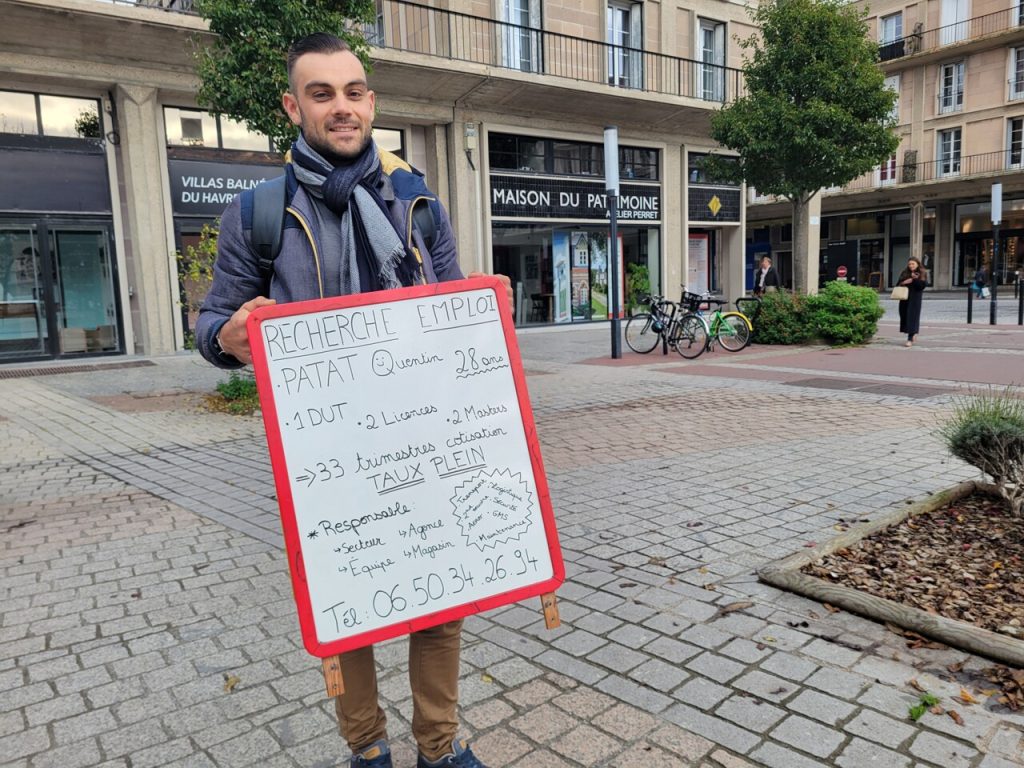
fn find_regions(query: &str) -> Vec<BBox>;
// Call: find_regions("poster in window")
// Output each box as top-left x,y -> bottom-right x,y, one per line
688,234 -> 709,295
552,231 -> 571,323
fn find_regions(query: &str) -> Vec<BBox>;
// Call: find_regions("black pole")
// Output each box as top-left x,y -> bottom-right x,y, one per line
967,284 -> 973,324
609,192 -> 621,359
1018,279 -> 1023,326
990,223 -> 999,325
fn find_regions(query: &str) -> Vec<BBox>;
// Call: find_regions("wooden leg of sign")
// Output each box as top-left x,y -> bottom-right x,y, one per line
322,655 -> 345,698
540,593 -> 561,629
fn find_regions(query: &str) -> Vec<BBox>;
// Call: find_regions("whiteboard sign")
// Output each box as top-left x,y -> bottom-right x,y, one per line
248,278 -> 564,658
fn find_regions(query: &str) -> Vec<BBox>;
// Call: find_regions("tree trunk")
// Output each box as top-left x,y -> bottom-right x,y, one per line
790,192 -> 821,295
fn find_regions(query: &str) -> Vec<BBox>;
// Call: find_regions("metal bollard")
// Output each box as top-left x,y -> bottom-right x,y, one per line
1019,284 -> 1023,326
967,286 -> 973,324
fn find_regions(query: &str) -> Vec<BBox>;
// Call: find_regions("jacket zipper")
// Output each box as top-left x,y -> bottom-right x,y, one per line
406,195 -> 433,285
286,206 -> 325,299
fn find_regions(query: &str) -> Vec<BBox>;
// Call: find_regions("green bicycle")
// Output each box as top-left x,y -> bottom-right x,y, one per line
677,291 -> 753,357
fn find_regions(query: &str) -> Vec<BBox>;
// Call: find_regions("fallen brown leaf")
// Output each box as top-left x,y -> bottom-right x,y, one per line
222,673 -> 241,693
907,678 -> 927,693
955,688 -> 978,705
948,710 -> 965,726
823,603 -> 840,614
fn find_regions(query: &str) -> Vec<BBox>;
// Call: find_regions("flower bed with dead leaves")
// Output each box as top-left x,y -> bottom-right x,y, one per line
803,490 -> 1024,710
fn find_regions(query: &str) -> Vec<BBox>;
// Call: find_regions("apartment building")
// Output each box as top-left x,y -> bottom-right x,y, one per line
0,0 -> 753,364
746,0 -> 1024,292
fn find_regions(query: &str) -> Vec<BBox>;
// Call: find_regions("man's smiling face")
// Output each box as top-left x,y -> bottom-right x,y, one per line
283,50 -> 376,163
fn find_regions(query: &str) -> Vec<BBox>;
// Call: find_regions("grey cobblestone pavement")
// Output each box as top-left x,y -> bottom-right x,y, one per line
2,324 -> 1024,767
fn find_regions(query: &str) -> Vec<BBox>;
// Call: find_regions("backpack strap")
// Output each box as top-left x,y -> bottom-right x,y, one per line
412,197 -> 437,253
247,175 -> 288,281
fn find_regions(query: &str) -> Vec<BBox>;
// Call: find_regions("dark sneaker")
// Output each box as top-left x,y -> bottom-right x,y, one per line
351,739 -> 393,768
416,738 -> 488,768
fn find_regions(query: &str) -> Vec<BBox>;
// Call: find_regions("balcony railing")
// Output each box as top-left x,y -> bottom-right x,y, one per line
95,0 -> 196,12
878,6 -> 1023,61
749,150 -> 1020,203
367,0 -> 745,103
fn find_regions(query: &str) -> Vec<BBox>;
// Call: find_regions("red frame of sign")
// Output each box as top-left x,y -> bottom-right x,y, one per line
247,277 -> 564,658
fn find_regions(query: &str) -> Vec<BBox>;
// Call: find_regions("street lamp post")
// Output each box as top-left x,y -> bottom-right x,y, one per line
991,183 -> 1002,326
605,126 -> 621,359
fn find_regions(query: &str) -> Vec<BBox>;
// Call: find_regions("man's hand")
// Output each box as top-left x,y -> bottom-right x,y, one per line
218,296 -> 276,364
468,272 -> 514,308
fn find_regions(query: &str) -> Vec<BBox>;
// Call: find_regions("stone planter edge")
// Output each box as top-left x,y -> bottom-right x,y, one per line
757,480 -> 1024,668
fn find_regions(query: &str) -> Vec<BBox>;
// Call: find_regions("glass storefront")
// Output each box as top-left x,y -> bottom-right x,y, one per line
954,199 -> 1024,286
0,220 -> 120,359
493,223 -> 660,325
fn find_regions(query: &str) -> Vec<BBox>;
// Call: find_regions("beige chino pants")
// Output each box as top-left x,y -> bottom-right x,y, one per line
335,619 -> 463,762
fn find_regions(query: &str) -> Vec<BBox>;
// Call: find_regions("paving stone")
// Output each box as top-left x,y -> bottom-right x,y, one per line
551,688 -> 616,719
844,708 -> 916,749
804,665 -> 870,700
614,744 -> 681,767
770,714 -> 845,759
647,724 -> 715,762
909,731 -> 979,768
685,652 -> 747,684
509,702 -> 577,742
787,689 -> 857,726
750,741 -> 831,768
585,642 -> 648,672
715,694 -> 787,733
758,652 -> 819,682
463,698 -> 516,730
673,676 -> 733,711
0,726 -> 50,761
594,675 -> 672,713
207,726 -> 281,768
535,649 -> 606,686
718,637 -> 773,664
53,708 -> 117,745
642,636 -> 701,665
24,692 -> 86,727
472,729 -> 532,766
732,670 -> 798,702
27,738 -> 102,768
627,657 -> 688,692
835,737 -> 912,768
504,678 -> 561,709
550,723 -> 622,764
664,703 -> 760,754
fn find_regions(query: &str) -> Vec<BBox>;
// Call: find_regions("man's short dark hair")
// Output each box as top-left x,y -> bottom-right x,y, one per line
287,33 -> 352,91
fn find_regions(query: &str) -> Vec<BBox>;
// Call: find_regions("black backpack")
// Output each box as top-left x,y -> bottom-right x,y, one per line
245,175 -> 439,284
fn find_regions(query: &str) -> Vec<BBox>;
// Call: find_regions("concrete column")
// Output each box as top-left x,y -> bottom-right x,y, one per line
663,144 -> 684,297
910,201 -> 925,263
448,111 -> 486,275
115,84 -> 176,355
722,225 -> 745,303
934,202 -> 954,288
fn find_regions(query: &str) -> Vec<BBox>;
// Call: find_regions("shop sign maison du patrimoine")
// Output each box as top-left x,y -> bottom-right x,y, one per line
490,175 -> 661,222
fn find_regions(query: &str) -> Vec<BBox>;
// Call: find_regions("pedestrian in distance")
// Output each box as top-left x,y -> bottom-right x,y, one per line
896,257 -> 927,347
974,265 -> 988,299
196,32 -> 509,768
752,255 -> 780,297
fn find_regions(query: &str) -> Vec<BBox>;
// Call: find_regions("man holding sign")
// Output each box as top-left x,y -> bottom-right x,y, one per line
197,32 -> 508,768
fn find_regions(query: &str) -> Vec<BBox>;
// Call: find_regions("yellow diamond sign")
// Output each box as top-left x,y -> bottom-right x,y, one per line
708,195 -> 722,217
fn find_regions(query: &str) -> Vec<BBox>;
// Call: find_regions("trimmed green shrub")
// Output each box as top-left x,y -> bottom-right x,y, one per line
214,372 -> 261,415
804,282 -> 884,346
938,387 -> 1024,516
752,290 -> 813,345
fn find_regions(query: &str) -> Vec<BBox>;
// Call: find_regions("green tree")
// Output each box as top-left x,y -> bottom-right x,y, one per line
193,0 -> 376,153
706,0 -> 898,294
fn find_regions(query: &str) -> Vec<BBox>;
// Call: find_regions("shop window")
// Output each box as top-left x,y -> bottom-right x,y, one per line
938,127 -> 962,176
1011,47 -> 1024,100
938,61 -> 965,113
1009,117 -> 1024,168
489,133 -> 546,172
621,147 -> 657,180
607,1 -> 643,89
164,107 -> 271,151
552,141 -> 601,176
0,90 -> 101,139
698,19 -> 726,102
846,214 -> 884,236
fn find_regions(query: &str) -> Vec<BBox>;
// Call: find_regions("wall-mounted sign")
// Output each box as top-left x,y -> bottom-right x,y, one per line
491,175 -> 661,222
688,186 -> 741,223
168,159 -> 284,217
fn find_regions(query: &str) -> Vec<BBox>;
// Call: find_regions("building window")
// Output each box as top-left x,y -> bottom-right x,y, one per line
607,2 -> 642,89
880,12 -> 903,43
0,90 -> 100,138
688,152 -> 739,186
1011,47 -> 1024,100
164,107 -> 272,151
698,19 -> 727,102
373,127 -> 405,159
877,154 -> 898,185
940,0 -> 970,45
1009,118 -> 1023,168
938,127 -> 962,176
488,132 -> 659,181
884,75 -> 900,122
501,0 -> 542,73
938,62 -> 965,113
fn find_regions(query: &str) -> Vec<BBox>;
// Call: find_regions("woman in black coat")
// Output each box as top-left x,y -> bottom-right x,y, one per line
897,258 -> 927,347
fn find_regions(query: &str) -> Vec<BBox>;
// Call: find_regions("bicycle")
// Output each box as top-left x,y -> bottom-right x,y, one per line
625,294 -> 693,355
679,290 -> 753,354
